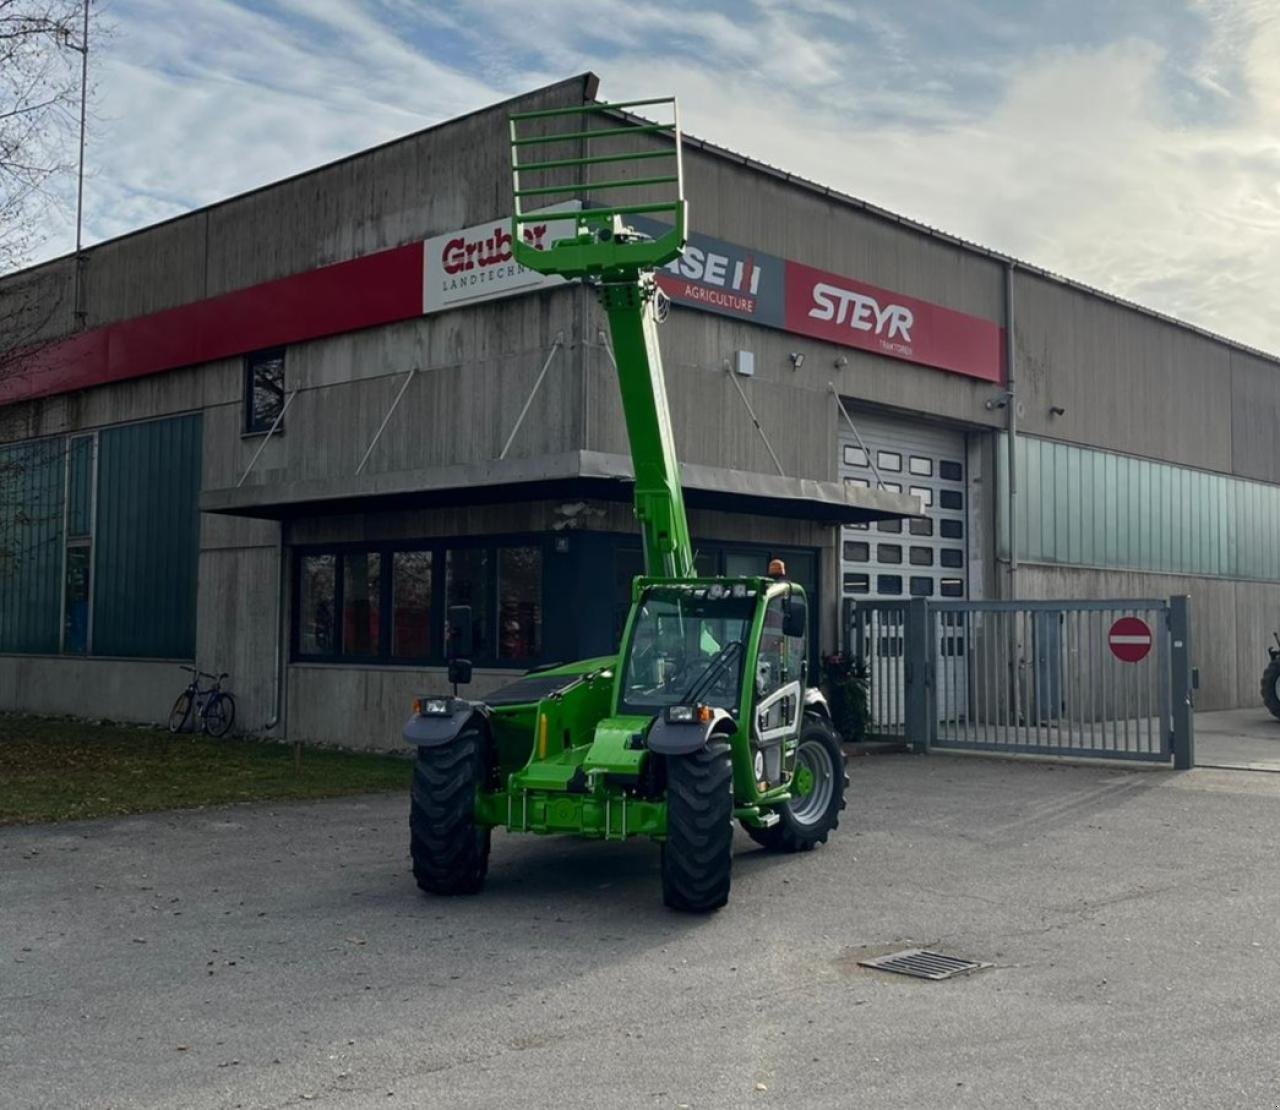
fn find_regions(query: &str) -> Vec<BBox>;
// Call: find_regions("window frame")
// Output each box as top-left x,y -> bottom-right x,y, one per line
244,347 -> 287,435
290,534 -> 549,667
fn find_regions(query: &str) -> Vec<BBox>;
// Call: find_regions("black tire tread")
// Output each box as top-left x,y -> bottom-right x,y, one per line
744,715 -> 848,853
205,693 -> 235,738
410,726 -> 491,896
1262,658 -> 1280,722
168,693 -> 192,734
661,740 -> 734,913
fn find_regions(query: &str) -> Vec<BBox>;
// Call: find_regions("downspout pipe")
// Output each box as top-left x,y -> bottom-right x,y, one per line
263,520 -> 288,733
1005,261 -> 1018,599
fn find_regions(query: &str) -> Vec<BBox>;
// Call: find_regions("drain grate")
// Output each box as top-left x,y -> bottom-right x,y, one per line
858,949 -> 992,981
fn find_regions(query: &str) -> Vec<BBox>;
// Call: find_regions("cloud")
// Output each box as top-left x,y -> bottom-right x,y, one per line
18,0 -> 1280,357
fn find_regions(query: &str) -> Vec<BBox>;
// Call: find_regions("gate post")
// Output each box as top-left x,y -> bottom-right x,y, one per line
903,598 -> 933,754
1169,595 -> 1195,769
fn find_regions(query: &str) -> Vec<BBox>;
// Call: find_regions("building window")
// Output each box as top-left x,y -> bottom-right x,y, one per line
909,546 -> 934,566
446,547 -> 491,658
843,572 -> 869,595
245,348 -> 286,434
877,450 -> 901,472
940,577 -> 965,597
941,548 -> 964,568
298,555 -> 337,655
498,546 -> 542,661
909,518 -> 934,537
392,551 -> 432,658
877,544 -> 902,564
843,541 -> 869,562
909,576 -> 934,597
940,460 -> 964,482
909,456 -> 933,477
877,575 -> 903,594
342,551 -> 381,656
843,445 -> 868,467
940,519 -> 964,539
909,486 -> 934,508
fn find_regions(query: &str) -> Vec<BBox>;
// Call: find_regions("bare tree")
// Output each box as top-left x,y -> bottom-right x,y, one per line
1,0 -> 87,274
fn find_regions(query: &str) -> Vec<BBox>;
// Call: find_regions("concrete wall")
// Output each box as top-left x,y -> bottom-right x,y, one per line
0,656 -> 180,723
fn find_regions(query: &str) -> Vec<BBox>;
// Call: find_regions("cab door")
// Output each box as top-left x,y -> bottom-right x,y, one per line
750,591 -> 806,787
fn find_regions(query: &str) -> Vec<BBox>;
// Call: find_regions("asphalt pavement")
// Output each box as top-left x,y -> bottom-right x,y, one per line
5,748 -> 1280,1109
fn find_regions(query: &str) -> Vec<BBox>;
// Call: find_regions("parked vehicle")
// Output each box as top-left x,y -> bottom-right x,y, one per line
1263,635 -> 1280,721
401,98 -> 847,913
168,666 -> 236,737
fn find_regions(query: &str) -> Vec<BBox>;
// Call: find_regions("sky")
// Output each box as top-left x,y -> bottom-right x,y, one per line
25,0 -> 1280,355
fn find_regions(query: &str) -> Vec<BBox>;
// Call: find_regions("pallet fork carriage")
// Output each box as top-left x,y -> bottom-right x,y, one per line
403,97 -> 848,912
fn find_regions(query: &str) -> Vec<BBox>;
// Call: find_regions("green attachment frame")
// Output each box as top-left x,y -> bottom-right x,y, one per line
509,97 -> 687,279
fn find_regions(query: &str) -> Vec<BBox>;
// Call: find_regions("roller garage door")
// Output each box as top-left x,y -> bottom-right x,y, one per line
839,411 -> 970,726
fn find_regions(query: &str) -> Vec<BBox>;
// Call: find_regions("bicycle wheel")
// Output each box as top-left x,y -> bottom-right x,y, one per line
204,693 -> 236,738
168,692 -> 193,733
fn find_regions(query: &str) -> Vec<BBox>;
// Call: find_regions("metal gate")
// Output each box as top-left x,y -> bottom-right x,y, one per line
848,596 -> 1195,767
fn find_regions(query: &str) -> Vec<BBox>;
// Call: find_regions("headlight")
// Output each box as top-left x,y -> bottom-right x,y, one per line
413,697 -> 453,717
665,704 -> 713,724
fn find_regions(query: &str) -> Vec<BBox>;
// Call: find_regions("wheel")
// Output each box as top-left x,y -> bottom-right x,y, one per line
745,715 -> 848,853
410,724 -> 491,896
204,693 -> 235,738
661,739 -> 734,913
168,692 -> 192,733
1262,658 -> 1280,722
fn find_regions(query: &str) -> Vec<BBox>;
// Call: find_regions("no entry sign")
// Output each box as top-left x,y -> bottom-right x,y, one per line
1109,617 -> 1153,663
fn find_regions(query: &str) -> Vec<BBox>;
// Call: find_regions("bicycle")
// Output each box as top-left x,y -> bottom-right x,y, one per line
168,666 -> 237,738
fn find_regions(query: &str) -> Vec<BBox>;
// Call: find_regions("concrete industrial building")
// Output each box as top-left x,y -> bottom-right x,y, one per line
2,72 -> 1278,748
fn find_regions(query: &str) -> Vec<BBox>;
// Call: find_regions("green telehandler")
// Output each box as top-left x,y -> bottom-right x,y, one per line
403,96 -> 847,912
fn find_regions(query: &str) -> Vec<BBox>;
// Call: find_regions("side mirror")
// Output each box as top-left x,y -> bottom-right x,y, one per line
448,658 -> 473,687
783,593 -> 807,639
447,605 -> 474,658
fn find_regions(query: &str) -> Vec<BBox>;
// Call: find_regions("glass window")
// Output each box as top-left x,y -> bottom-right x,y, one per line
909,486 -> 934,508
939,489 -> 964,511
299,555 -> 336,655
498,546 -> 542,661
877,450 -> 901,472
877,574 -> 902,594
843,572 -> 869,595
618,587 -> 754,714
877,544 -> 902,564
342,552 -> 381,656
909,576 -> 934,597
909,456 -> 933,477
245,349 -> 286,434
877,518 -> 902,534
909,546 -> 933,566
845,476 -> 870,489
843,445 -> 868,467
909,518 -> 934,537
940,519 -> 963,539
940,577 -> 965,597
884,482 -> 902,493
63,545 -> 91,654
392,551 -> 432,658
940,460 -> 963,482
843,541 -> 869,562
941,548 -> 964,568
446,548 -> 490,658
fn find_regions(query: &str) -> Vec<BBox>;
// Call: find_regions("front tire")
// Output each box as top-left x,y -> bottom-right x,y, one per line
661,739 -> 734,913
410,725 -> 491,896
745,716 -> 848,852
1262,658 -> 1280,722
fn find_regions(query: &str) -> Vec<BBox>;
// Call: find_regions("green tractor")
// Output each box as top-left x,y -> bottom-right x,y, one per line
403,97 -> 847,912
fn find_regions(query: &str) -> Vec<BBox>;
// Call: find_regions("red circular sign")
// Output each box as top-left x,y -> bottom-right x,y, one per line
1108,617 -> 1153,663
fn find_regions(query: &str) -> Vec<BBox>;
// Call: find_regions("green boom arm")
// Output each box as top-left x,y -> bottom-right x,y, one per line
509,97 -> 694,579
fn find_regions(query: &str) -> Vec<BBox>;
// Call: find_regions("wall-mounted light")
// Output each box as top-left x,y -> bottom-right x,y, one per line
789,352 -> 805,370
1049,405 -> 1066,417
984,396 -> 1009,411
834,355 -> 848,369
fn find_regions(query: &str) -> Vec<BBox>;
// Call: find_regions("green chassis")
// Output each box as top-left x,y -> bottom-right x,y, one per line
460,575 -> 815,843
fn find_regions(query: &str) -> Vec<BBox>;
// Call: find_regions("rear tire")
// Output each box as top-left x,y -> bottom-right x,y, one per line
661,739 -> 734,913
410,725 -> 491,896
1262,658 -> 1280,722
745,715 -> 848,852
168,693 -> 192,734
204,693 -> 235,738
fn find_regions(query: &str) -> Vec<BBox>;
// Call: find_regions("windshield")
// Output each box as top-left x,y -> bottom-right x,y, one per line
618,586 -> 757,715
